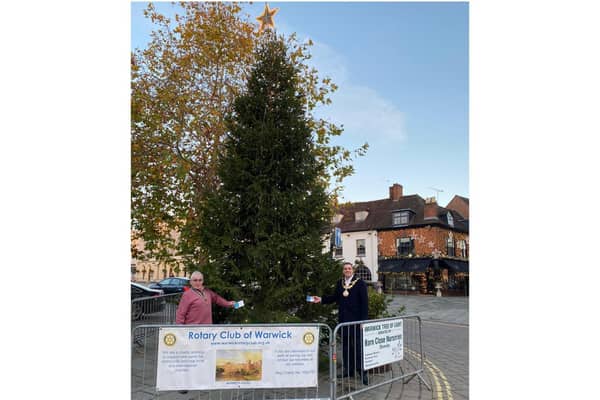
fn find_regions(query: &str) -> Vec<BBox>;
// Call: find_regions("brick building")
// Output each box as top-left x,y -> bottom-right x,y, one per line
446,195 -> 469,219
332,183 -> 469,295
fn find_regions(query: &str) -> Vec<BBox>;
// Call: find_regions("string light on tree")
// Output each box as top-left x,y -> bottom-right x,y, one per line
256,3 -> 279,33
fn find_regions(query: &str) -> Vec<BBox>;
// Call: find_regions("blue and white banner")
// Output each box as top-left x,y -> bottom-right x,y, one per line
334,227 -> 342,248
156,326 -> 319,391
362,319 -> 403,370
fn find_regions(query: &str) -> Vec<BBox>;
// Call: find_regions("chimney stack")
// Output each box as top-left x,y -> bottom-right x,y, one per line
389,183 -> 403,201
423,197 -> 439,220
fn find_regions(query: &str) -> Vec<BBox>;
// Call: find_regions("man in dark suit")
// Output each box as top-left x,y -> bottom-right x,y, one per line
314,262 -> 369,385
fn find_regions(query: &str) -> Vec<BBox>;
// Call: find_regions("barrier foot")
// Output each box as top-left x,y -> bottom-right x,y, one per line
402,371 -> 432,391
416,372 -> 432,391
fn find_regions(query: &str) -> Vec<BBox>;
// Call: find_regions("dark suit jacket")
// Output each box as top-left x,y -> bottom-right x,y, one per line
322,277 -> 369,322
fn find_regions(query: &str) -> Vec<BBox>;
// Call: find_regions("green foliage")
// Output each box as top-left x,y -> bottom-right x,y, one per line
367,287 -> 400,319
131,2 -> 367,269
197,35 -> 340,323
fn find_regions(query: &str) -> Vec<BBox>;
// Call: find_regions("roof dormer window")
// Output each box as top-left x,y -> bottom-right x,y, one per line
355,211 -> 369,222
332,213 -> 344,224
447,212 -> 454,227
392,211 -> 410,226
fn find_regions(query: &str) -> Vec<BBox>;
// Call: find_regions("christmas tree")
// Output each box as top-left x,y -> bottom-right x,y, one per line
197,33 -> 339,323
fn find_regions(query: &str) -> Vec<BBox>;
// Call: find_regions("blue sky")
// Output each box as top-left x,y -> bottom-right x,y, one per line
131,1 -> 469,207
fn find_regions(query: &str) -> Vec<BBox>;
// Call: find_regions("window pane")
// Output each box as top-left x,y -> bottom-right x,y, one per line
400,213 -> 409,224
397,237 -> 413,256
447,238 -> 455,256
392,211 -> 410,225
357,239 -> 366,256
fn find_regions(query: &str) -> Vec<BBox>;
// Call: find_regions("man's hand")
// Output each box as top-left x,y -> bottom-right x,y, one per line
313,296 -> 322,304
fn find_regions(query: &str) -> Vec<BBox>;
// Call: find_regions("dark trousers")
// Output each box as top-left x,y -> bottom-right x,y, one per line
341,325 -> 365,377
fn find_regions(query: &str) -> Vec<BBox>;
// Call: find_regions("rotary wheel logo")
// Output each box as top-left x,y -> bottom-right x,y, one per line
303,331 -> 315,345
163,333 -> 176,346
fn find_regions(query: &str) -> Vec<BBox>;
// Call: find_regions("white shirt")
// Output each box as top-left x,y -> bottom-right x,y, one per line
344,274 -> 355,286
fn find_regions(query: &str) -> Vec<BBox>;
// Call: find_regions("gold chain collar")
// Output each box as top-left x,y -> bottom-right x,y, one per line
342,278 -> 359,290
341,277 -> 359,297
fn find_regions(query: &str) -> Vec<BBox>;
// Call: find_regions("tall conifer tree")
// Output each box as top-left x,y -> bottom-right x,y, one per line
198,34 -> 339,323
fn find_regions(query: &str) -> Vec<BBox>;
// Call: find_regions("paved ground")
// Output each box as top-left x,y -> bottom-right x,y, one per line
387,294 -> 469,400
343,294 -> 469,400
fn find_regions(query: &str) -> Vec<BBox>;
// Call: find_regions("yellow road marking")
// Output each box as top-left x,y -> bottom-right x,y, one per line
406,348 -> 453,400
424,360 -> 444,400
426,359 -> 453,400
424,358 -> 453,400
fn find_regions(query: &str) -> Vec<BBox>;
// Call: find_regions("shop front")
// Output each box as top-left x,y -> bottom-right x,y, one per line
440,259 -> 469,296
378,258 -> 469,296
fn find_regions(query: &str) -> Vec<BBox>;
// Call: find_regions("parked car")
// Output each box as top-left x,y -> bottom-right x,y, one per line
149,277 -> 190,294
131,282 -> 165,320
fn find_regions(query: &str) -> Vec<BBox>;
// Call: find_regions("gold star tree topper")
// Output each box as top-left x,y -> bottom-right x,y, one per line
257,3 -> 279,33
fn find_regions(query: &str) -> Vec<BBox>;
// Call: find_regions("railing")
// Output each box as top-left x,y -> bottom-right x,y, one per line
331,316 -> 430,400
132,323 -> 332,400
132,293 -> 182,348
130,315 -> 430,399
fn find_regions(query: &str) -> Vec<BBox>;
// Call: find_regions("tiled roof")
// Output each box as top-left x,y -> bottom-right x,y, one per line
334,194 -> 468,233
457,195 -> 469,204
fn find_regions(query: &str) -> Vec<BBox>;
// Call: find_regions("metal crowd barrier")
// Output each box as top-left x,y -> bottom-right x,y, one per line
131,316 -> 429,400
132,323 -> 332,400
132,293 -> 182,347
331,315 -> 430,400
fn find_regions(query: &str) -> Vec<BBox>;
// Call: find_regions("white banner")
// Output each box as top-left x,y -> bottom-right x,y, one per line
362,319 -> 403,370
156,326 -> 319,391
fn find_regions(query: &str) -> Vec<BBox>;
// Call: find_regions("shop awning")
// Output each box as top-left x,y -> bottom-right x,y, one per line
378,258 -> 431,273
378,259 -> 404,273
441,259 -> 469,273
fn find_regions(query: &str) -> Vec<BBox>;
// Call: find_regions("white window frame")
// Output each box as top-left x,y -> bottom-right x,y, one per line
356,239 -> 366,257
334,246 -> 343,258
447,236 -> 455,257
458,240 -> 467,258
396,237 -> 413,256
447,212 -> 454,227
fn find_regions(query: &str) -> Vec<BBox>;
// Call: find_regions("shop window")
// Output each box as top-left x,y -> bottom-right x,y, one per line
356,239 -> 366,257
385,272 -> 419,291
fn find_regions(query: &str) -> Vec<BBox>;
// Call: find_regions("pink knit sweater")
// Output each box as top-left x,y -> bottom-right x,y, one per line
175,288 -> 232,324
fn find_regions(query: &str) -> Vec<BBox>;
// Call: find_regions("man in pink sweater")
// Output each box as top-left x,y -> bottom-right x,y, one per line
175,271 -> 235,324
